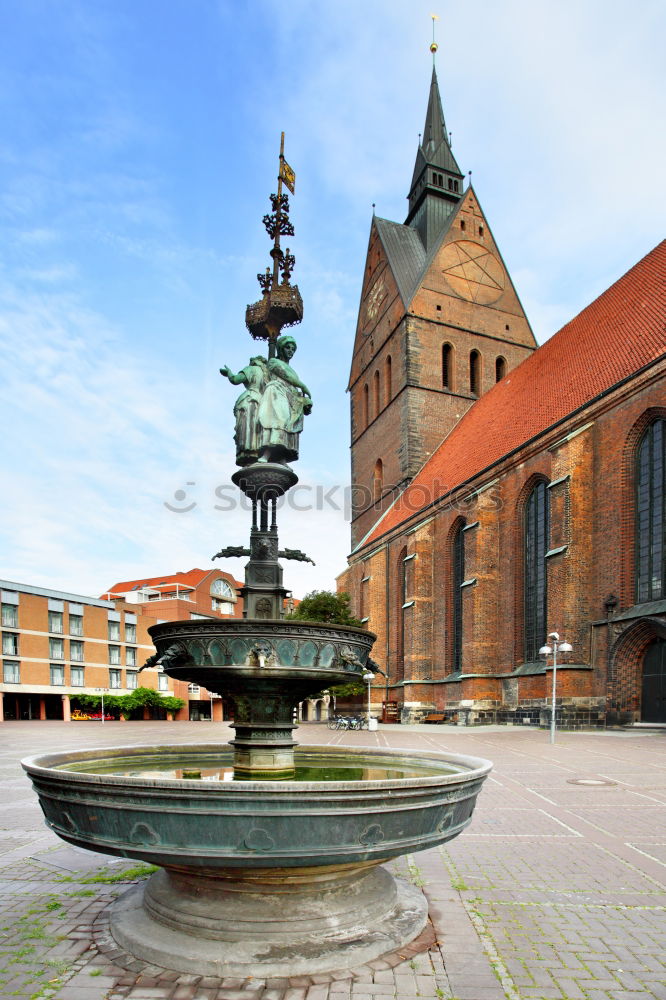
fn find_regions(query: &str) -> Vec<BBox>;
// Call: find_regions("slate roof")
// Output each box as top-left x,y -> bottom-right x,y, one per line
357,240 -> 666,552
374,217 -> 426,305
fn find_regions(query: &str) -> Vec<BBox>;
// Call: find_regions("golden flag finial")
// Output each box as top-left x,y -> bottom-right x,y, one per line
430,13 -> 439,56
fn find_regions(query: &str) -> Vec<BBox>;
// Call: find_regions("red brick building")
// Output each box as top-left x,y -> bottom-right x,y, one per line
338,71 -> 666,726
1,568 -> 242,722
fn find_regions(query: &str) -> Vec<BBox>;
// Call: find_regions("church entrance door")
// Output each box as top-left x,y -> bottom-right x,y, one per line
641,639 -> 666,723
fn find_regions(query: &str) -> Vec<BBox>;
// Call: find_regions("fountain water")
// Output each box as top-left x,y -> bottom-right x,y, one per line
22,137 -> 491,978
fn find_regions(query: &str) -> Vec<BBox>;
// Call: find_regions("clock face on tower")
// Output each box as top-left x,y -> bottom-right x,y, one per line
440,240 -> 505,304
365,274 -> 387,324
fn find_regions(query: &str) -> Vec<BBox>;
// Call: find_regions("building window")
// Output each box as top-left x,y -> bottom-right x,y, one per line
158,673 -> 169,691
460,219 -> 466,231
397,549 -> 408,673
48,611 -> 63,633
442,343 -> 453,390
373,370 -> 381,418
125,623 -> 136,642
479,225 -> 484,237
50,664 -> 65,686
524,481 -> 550,661
109,669 -> 122,689
2,633 -> 18,656
363,383 -> 369,427
469,350 -> 481,396
452,521 -> 466,673
108,645 -> 121,665
126,646 -> 137,667
636,418 -> 665,603
1,604 -> 18,628
495,356 -> 507,381
108,620 -> 120,641
70,666 -> 84,687
48,637 -> 64,659
188,683 -> 200,694
373,459 -> 384,503
212,598 -> 234,613
69,614 -> 83,636
70,640 -> 84,662
385,356 -> 392,403
3,660 -> 20,683
126,671 -> 138,690
211,579 -> 235,600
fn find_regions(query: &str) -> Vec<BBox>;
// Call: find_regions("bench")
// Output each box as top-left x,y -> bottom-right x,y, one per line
423,713 -> 446,724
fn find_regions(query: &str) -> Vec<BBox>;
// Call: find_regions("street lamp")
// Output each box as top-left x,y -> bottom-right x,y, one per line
363,672 -> 376,731
94,687 -> 109,724
539,632 -> 573,744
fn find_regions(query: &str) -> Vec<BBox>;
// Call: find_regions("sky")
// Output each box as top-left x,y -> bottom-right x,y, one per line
1,0 -> 664,602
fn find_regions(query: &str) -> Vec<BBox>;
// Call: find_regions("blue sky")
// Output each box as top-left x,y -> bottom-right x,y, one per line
1,0 -> 664,600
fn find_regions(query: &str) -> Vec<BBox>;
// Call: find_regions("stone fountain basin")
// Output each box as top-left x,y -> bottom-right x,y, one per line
22,744 -> 491,870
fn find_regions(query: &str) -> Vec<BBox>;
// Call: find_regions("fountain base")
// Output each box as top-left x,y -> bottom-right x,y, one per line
110,862 -> 427,977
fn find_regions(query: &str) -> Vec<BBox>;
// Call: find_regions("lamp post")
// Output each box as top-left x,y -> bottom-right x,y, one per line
363,672 -> 376,731
94,687 -> 109,724
539,632 -> 573,744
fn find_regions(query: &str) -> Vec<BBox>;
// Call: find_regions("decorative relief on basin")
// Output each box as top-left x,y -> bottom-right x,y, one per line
243,828 -> 275,852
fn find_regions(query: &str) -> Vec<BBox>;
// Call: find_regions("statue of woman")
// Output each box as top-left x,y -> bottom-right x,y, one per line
256,336 -> 312,464
220,356 -> 268,466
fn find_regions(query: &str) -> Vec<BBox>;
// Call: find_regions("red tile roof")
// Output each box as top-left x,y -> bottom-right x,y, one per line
101,568 -> 240,599
361,240 -> 666,550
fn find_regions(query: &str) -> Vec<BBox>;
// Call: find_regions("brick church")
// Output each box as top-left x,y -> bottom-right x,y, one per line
337,67 -> 666,727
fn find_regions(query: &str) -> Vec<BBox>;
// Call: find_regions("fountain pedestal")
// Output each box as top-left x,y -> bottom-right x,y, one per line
111,862 -> 426,977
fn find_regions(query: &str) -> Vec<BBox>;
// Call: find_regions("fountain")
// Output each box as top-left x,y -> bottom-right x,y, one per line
22,137 -> 491,978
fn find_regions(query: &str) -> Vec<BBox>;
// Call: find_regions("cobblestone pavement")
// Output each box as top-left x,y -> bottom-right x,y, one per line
1,721 -> 665,1000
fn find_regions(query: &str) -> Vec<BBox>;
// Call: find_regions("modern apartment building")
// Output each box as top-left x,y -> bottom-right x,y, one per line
1,568 -> 242,722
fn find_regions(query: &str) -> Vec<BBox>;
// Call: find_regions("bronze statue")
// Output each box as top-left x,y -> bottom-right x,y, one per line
256,336 -> 312,464
219,356 -> 269,466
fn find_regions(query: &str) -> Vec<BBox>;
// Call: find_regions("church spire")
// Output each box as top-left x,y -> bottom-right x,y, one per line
405,65 -> 464,250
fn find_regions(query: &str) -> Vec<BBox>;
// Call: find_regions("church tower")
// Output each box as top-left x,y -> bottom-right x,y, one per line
348,63 -> 538,549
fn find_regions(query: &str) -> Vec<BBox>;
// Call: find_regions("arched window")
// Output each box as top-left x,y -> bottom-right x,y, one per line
442,343 -> 453,390
524,481 -> 550,661
373,370 -> 381,418
636,419 -> 665,603
495,356 -> 507,382
385,355 -> 392,403
363,384 -> 369,428
373,459 -> 383,503
396,548 -> 408,678
470,350 -> 481,396
452,520 -> 466,673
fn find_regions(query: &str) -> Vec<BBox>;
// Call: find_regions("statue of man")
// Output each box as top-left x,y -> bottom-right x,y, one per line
220,356 -> 269,466
256,336 -> 312,464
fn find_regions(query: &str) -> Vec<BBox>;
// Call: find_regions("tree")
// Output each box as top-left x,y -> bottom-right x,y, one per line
286,590 -> 362,627
70,687 -> 185,719
287,591 -> 366,699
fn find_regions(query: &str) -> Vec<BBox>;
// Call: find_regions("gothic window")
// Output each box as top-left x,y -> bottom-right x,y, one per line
452,520 -> 466,673
442,343 -> 453,390
397,548 -> 408,674
373,459 -> 383,503
363,384 -> 369,428
524,481 -> 550,661
373,370 -> 381,418
495,356 -> 507,382
385,355 -> 392,403
636,418 -> 665,603
470,350 -> 481,396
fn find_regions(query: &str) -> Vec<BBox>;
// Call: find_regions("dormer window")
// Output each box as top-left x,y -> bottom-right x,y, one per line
211,578 -> 236,614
